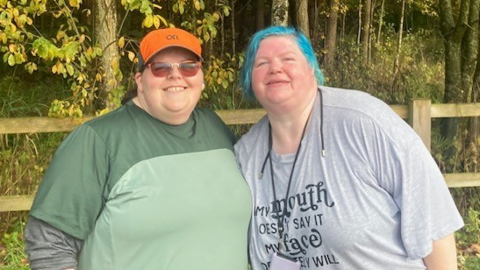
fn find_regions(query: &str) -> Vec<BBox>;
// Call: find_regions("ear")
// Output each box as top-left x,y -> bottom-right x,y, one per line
134,72 -> 143,92
202,81 -> 206,90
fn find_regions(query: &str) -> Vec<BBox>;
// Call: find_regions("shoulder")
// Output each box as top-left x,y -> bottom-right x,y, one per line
320,86 -> 395,119
320,86 -> 408,131
320,86 -> 421,151
82,102 -> 139,132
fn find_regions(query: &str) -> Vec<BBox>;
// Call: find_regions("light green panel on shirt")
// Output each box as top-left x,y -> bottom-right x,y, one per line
79,148 -> 251,270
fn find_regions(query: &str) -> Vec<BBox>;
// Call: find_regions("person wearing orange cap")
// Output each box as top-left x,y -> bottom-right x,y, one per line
24,28 -> 252,270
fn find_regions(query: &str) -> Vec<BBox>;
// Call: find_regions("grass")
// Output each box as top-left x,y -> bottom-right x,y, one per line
0,220 -> 29,270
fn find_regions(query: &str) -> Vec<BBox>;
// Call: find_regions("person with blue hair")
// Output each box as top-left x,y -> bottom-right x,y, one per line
234,25 -> 463,270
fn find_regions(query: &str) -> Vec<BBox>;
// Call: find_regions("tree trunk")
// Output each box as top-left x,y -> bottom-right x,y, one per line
440,0 -> 471,102
237,0 -> 251,46
95,0 -> 119,111
310,0 -> 322,49
464,0 -> 480,171
324,0 -> 339,66
293,0 -> 309,38
393,0 -> 406,76
357,0 -> 362,46
361,0 -> 372,62
439,0 -> 473,162
462,0 -> 479,102
219,0 -> 225,56
272,0 -> 289,26
368,0 -> 374,62
376,0 -> 385,45
231,0 -> 236,55
256,0 -> 265,30
341,4 -> 346,43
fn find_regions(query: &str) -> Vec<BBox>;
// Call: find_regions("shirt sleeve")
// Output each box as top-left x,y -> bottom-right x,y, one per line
25,216 -> 83,270
29,124 -> 110,240
375,119 -> 464,260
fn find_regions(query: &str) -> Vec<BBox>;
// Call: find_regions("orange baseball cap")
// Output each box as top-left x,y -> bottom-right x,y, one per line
138,28 -> 202,70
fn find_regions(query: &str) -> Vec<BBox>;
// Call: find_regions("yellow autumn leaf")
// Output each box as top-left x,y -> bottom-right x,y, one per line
143,14 -> 153,28
66,64 -> 74,76
118,36 -> 125,48
128,51 -> 135,62
153,15 -> 160,29
7,54 -> 15,66
69,0 -> 80,8
57,62 -> 65,74
158,15 -> 168,27
9,23 -> 17,33
111,58 -> 119,69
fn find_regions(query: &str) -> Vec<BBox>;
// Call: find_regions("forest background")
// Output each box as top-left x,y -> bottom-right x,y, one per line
1,0 -> 480,269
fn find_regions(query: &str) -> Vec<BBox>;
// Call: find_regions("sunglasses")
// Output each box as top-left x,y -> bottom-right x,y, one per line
145,61 -> 202,77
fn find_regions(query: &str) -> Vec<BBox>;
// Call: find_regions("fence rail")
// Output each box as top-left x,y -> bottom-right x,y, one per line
1,100 -> 480,212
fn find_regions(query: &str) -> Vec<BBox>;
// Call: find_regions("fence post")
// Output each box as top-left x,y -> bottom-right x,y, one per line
408,99 -> 431,151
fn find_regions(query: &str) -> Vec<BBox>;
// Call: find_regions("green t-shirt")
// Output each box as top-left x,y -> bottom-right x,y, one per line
30,101 -> 252,270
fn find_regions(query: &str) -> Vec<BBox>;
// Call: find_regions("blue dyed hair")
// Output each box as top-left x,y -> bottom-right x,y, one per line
240,26 -> 325,99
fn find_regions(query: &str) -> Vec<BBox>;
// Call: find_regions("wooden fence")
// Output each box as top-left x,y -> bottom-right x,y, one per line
1,99 -> 480,212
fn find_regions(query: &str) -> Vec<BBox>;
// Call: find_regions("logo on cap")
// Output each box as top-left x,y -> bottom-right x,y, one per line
166,35 -> 179,40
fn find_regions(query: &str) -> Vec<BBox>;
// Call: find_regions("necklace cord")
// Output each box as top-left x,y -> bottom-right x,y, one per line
257,88 -> 325,250
259,88 -> 325,179
319,89 -> 325,156
269,109 -> 311,245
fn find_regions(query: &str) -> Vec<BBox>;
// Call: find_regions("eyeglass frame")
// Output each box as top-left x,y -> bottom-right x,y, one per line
141,61 -> 203,78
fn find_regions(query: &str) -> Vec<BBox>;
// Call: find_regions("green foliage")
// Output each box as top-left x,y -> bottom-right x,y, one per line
0,221 -> 29,270
195,12 -> 219,42
1,0 -> 235,117
0,75 -> 66,229
122,0 -> 168,28
202,53 -> 241,109
456,206 -> 480,247
411,0 -> 438,17
175,0 -> 230,46
461,257 -> 480,270
0,0 -> 107,117
0,75 -> 69,117
324,29 -> 444,105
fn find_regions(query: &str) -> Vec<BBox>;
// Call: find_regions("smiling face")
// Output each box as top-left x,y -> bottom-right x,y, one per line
134,47 -> 204,125
251,36 -> 317,116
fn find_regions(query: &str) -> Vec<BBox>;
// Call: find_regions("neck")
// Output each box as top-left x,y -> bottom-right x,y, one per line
132,97 -> 190,125
268,96 -> 315,155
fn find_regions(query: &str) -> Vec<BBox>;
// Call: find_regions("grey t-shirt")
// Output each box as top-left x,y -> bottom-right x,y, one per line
235,86 -> 464,270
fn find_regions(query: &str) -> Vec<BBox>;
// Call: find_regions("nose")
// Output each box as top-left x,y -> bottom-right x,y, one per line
167,64 -> 182,78
268,60 -> 283,74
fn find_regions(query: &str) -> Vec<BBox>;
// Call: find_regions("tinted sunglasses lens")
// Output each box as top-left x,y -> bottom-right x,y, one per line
179,62 -> 201,77
150,63 -> 171,77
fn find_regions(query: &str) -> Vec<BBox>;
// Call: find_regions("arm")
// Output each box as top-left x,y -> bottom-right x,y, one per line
423,233 -> 458,270
25,216 -> 83,270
